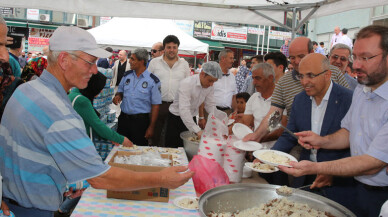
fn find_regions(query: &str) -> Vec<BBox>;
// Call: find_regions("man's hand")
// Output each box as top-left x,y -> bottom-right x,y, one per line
112,95 -> 122,105
295,131 -> 325,149
278,160 -> 317,177
159,166 -> 195,189
242,132 -> 260,142
234,113 -> 244,123
198,119 -> 206,129
122,137 -> 133,147
1,200 -> 10,216
64,187 -> 86,199
311,174 -> 333,189
196,130 -> 203,139
145,127 -> 154,139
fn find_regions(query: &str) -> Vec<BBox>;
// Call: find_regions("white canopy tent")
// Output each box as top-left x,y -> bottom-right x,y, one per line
2,0 -> 387,38
87,17 -> 209,55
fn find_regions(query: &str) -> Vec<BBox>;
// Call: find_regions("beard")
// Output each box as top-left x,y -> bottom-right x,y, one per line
356,58 -> 387,86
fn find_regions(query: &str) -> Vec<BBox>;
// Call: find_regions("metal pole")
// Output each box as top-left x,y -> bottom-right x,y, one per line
291,7 -> 297,40
256,25 -> 261,55
194,51 -> 197,69
261,25 -> 266,55
266,26 -> 271,54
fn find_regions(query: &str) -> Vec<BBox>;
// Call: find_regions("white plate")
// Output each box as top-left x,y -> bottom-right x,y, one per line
173,196 -> 199,210
245,162 -> 279,173
232,123 -> 253,140
228,119 -> 235,126
233,140 -> 263,151
253,150 -> 298,167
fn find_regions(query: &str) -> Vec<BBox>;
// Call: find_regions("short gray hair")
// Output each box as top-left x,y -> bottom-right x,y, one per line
133,48 -> 149,66
47,50 -> 78,65
252,63 -> 275,82
322,57 -> 330,71
218,49 -> 233,60
330,43 -> 352,57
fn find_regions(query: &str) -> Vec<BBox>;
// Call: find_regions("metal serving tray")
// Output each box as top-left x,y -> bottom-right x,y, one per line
199,183 -> 355,217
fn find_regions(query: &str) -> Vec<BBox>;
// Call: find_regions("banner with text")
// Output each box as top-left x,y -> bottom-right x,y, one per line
211,23 -> 247,43
268,30 -> 291,40
248,27 -> 265,35
193,21 -> 212,38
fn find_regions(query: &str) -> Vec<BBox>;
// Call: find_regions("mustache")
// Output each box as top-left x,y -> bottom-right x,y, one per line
354,68 -> 367,74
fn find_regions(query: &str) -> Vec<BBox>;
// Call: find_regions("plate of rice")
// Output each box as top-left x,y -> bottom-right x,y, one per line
245,162 -> 279,173
253,150 -> 297,167
173,196 -> 199,210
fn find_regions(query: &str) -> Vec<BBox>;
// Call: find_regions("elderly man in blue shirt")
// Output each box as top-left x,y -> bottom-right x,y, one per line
280,25 -> 388,217
113,48 -> 161,146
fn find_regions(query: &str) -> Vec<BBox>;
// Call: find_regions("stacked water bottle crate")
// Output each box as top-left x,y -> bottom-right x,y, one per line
93,67 -> 117,160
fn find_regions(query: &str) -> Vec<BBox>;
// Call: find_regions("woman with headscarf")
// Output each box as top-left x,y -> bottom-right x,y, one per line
68,71 -> 132,148
20,57 -> 48,82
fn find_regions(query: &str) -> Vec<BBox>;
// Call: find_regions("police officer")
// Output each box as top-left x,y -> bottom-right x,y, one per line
113,48 -> 161,146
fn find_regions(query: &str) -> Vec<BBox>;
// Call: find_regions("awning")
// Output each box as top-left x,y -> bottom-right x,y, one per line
28,23 -> 59,30
223,42 -> 280,52
6,21 -> 27,28
199,40 -> 224,51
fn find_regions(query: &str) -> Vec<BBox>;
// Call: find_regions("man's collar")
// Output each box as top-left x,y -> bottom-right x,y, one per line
363,80 -> 388,100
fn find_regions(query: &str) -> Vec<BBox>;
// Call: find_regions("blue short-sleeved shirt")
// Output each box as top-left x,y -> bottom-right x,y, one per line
0,70 -> 110,211
341,82 -> 388,186
118,69 -> 162,115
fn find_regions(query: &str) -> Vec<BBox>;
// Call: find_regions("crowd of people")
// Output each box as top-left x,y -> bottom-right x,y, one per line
0,14 -> 387,217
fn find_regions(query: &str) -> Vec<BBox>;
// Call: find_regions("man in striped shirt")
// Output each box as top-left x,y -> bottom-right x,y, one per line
244,37 -> 349,143
0,26 -> 193,217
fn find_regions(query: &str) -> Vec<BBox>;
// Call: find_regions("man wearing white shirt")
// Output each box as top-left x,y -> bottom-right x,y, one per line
243,63 -> 286,149
148,35 -> 190,147
338,28 -> 353,49
213,49 -> 237,115
166,62 -> 222,148
330,26 -> 342,48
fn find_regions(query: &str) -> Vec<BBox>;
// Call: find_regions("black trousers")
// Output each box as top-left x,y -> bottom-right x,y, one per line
117,112 -> 150,146
165,112 -> 196,148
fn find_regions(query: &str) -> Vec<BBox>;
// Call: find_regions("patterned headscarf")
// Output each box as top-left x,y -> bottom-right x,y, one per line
21,57 -> 48,82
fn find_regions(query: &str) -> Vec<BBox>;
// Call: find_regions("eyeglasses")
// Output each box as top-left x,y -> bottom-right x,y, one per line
69,53 -> 96,66
351,53 -> 383,63
151,49 -> 161,53
330,54 -> 350,62
296,69 -> 328,80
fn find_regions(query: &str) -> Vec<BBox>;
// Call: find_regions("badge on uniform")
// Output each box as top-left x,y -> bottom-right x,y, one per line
142,81 -> 148,88
125,79 -> 130,85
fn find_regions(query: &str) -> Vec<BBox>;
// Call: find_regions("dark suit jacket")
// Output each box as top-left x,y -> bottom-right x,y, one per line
272,82 -> 353,187
97,58 -> 110,69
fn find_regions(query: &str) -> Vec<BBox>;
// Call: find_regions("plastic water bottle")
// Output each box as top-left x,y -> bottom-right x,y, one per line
66,180 -> 90,191
0,210 -> 15,217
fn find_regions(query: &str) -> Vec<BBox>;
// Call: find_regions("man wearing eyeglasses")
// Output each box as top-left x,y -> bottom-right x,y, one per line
329,43 -> 358,90
150,42 -> 164,59
271,53 -> 355,213
280,25 -> 388,217
0,26 -> 194,217
148,35 -> 190,147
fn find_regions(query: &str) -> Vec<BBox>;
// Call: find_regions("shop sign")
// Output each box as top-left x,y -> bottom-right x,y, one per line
27,9 -> 40,21
100,17 -> 112,25
193,21 -> 212,38
248,27 -> 265,35
28,37 -> 49,48
0,7 -> 13,15
174,20 -> 194,36
29,28 -> 54,38
211,22 -> 247,43
268,30 -> 292,40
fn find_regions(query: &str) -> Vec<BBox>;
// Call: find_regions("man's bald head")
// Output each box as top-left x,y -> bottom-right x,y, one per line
151,42 -> 164,58
288,37 -> 313,72
334,26 -> 341,35
299,53 -> 332,98
118,50 -> 127,61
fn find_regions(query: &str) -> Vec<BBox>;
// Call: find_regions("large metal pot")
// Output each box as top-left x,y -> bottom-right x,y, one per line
180,131 -> 199,160
199,183 -> 356,217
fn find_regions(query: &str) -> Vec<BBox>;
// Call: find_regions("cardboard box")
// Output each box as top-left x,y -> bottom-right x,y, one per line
107,151 -> 172,202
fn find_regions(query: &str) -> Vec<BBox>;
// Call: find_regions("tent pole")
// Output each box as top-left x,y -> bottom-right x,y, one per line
256,25 -> 261,55
194,51 -> 197,70
295,6 -> 319,30
261,25 -> 266,55
291,8 -> 297,40
266,26 -> 271,54
250,10 -> 291,31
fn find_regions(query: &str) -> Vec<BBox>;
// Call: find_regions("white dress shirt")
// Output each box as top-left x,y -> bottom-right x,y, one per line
330,33 -> 343,48
213,70 -> 237,108
245,92 -> 286,148
169,74 -> 216,133
338,34 -> 353,49
310,81 -> 333,162
148,56 -> 190,102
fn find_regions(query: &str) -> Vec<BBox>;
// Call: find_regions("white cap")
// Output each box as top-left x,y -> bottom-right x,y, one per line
202,61 -> 222,79
49,26 -> 111,58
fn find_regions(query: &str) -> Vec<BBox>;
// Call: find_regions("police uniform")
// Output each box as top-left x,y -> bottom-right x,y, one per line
117,69 -> 161,146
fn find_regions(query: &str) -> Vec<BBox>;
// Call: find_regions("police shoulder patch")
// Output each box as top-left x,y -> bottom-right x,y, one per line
149,73 -> 160,84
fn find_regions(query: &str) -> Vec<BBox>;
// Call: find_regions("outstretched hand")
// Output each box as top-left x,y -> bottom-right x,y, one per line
295,131 -> 324,150
159,166 -> 195,189
278,160 -> 317,177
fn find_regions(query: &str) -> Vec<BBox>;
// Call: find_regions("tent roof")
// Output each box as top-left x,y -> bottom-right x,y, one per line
2,0 -> 386,27
87,17 -> 209,54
